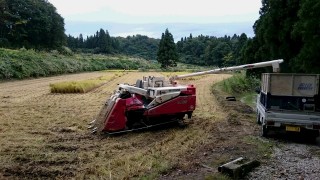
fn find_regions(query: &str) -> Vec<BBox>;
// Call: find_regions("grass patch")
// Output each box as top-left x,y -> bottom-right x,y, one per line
218,72 -> 259,95
216,71 -> 259,107
243,136 -> 274,159
240,92 -> 257,108
50,72 -> 124,93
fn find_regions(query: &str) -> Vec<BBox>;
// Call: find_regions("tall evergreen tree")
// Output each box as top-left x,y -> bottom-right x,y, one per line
157,29 -> 178,68
234,0 -> 315,76
292,0 -> 320,73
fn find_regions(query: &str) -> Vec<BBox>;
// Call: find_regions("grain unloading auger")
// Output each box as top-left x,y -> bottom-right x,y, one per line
88,59 -> 284,134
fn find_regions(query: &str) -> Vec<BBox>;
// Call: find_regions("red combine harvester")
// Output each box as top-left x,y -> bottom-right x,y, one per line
88,59 -> 284,134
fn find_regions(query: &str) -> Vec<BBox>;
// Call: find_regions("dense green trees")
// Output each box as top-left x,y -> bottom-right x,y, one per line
67,29 -> 117,54
117,35 -> 159,60
242,0 -> 320,74
157,29 -> 178,68
177,34 -> 248,67
67,32 -> 159,60
0,0 -> 65,49
292,0 -> 320,73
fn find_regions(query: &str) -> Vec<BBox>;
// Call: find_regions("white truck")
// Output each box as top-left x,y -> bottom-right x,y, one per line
256,73 -> 320,139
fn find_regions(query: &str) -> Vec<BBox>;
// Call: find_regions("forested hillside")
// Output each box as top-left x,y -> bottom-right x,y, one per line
242,0 -> 320,73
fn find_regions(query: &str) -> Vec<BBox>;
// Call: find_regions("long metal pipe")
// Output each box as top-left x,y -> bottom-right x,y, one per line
174,59 -> 284,80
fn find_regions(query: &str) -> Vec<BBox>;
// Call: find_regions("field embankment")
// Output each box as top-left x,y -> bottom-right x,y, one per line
0,48 -> 157,80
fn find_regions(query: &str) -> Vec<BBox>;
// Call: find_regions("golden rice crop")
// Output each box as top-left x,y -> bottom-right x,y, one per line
50,72 -> 125,93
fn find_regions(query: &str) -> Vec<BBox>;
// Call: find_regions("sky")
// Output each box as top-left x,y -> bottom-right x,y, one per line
48,0 -> 262,40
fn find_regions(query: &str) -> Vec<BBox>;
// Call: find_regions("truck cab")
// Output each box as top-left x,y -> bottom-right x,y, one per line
256,73 -> 320,139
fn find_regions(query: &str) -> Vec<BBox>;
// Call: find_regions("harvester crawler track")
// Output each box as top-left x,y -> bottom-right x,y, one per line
98,119 -> 187,135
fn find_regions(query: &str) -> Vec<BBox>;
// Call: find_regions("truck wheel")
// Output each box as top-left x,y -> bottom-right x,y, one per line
261,124 -> 268,137
305,130 -> 319,143
256,112 -> 261,125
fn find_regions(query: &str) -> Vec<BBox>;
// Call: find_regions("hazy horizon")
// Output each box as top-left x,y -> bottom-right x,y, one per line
48,0 -> 261,40
65,21 -> 255,41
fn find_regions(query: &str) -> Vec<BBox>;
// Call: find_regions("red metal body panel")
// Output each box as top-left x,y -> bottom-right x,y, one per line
104,98 -> 126,132
145,95 -> 196,117
126,94 -> 144,111
181,85 -> 196,95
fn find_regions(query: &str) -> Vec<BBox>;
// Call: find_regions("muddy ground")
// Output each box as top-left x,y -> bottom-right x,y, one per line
0,72 -> 319,179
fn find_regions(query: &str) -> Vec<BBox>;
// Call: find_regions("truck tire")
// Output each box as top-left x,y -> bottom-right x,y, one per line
261,124 -> 268,137
305,130 -> 319,143
256,112 -> 261,125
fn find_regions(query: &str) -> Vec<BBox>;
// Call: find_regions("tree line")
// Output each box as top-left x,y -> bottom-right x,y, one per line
67,30 -> 160,60
176,33 -> 248,67
67,29 -> 248,68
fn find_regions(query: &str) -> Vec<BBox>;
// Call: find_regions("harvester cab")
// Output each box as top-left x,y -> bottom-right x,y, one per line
88,59 -> 284,134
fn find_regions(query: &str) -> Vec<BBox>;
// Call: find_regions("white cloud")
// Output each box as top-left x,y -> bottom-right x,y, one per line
49,0 -> 261,20
109,0 -> 260,17
50,0 -> 260,37
48,0 -> 104,15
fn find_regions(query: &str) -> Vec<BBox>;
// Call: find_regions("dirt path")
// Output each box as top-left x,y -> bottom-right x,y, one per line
190,74 -> 230,119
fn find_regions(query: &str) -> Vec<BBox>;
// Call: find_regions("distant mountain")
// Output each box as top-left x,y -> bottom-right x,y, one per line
65,21 -> 254,41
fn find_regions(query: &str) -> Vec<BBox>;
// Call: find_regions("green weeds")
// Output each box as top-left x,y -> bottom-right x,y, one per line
0,48 -> 158,80
218,72 -> 259,95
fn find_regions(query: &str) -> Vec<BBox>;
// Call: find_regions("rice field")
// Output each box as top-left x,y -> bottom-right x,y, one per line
0,71 -> 233,179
